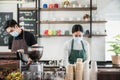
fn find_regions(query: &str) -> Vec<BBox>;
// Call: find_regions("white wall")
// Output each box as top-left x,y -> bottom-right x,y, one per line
39,0 -> 106,61
0,0 -> 119,61
96,0 -> 120,61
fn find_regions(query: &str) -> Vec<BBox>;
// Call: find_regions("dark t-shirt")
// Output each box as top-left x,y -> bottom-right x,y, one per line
8,30 -> 37,49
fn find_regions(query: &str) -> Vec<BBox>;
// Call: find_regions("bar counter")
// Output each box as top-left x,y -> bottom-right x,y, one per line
0,52 -> 18,60
97,62 -> 120,80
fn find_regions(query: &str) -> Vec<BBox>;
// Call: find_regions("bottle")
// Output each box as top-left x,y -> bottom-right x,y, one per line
90,60 -> 98,80
75,58 -> 83,80
66,64 -> 74,80
83,60 -> 90,80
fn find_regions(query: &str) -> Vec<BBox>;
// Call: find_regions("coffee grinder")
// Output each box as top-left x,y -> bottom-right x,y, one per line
28,46 -> 44,79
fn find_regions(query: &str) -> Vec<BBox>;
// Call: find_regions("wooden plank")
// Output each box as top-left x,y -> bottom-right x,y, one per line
19,8 -> 37,10
40,21 -> 107,24
40,7 -> 97,11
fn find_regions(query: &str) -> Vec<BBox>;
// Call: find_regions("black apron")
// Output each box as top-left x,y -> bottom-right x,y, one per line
68,39 -> 87,64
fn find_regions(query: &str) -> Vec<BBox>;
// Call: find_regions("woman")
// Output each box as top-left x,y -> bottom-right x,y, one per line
64,24 -> 90,65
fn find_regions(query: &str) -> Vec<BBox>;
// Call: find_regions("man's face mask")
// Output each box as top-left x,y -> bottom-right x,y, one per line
10,31 -> 19,37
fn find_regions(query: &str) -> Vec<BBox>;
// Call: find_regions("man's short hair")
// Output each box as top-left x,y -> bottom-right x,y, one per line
4,19 -> 18,30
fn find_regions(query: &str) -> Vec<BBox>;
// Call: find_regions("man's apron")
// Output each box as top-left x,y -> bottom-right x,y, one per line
11,32 -> 28,66
11,31 -> 28,54
68,39 -> 87,64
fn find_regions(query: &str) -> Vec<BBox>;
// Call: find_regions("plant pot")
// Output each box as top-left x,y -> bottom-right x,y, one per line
112,55 -> 120,65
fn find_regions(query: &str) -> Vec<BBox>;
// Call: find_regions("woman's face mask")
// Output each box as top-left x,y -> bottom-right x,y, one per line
73,31 -> 83,41
10,31 -> 19,37
73,36 -> 83,41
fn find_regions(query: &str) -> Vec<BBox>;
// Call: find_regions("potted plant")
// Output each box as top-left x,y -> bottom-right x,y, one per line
108,34 -> 120,65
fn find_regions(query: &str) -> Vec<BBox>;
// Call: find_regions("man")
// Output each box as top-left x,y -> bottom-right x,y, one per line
64,24 -> 90,65
4,19 -> 38,63
4,19 -> 38,52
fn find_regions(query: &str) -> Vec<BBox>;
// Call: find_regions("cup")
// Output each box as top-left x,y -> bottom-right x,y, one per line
65,30 -> 69,35
48,30 -> 52,35
60,18 -> 65,21
44,30 -> 48,35
76,17 -> 81,21
43,4 -> 47,8
52,30 -> 56,35
49,4 -> 53,8
54,3 -> 58,8
61,30 -> 65,35
72,4 -> 76,8
78,4 -> 82,7
52,18 -> 57,21
56,30 -> 61,35
85,30 -> 90,35
69,17 -> 73,21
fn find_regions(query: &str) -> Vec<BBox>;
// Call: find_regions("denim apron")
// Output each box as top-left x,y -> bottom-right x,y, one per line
68,39 -> 86,64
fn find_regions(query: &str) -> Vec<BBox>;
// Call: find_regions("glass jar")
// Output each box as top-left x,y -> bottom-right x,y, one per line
32,72 -> 42,80
22,71 -> 32,80
44,71 -> 55,80
56,71 -> 65,80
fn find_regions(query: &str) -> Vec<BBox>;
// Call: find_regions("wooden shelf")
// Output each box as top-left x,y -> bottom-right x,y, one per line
38,34 -> 107,37
40,7 -> 97,11
92,34 -> 107,36
39,35 -> 72,37
19,8 -> 37,10
19,7 -> 97,11
92,21 -> 107,23
40,21 -> 107,24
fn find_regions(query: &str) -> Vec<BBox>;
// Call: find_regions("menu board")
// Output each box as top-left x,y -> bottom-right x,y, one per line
19,10 -> 37,35
0,12 -> 13,46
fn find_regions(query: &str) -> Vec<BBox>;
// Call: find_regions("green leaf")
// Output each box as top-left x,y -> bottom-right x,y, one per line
108,34 -> 120,55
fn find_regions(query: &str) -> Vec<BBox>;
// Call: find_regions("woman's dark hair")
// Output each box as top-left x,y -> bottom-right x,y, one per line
4,19 -> 18,30
72,24 -> 83,33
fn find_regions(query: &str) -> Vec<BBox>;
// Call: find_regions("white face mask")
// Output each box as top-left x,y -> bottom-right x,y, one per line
73,36 -> 83,41
10,31 -> 19,37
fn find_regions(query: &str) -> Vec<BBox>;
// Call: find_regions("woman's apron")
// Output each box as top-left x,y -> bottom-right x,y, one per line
68,39 -> 87,64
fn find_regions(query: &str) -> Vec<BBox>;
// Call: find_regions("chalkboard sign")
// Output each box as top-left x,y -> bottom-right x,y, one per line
0,12 -> 13,46
19,10 -> 37,35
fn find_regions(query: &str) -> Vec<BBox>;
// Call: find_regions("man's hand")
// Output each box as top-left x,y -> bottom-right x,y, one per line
27,58 -> 32,64
17,49 -> 24,54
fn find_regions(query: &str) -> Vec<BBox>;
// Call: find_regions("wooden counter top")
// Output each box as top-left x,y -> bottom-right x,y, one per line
0,52 -> 18,60
97,61 -> 120,80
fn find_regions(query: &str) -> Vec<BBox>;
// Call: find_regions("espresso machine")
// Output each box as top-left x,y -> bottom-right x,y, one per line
28,46 -> 44,80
